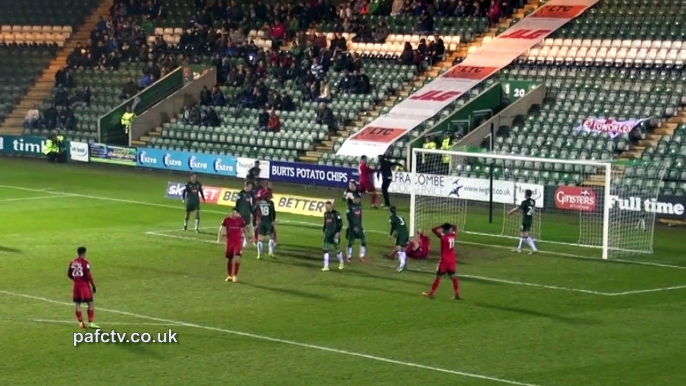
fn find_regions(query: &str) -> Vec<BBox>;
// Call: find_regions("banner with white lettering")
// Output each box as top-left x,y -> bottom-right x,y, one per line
375,172 -> 544,207
576,117 -> 650,139
336,0 -> 600,157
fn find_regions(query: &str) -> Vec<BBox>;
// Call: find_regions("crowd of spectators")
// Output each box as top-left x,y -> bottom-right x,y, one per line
391,0 -> 514,26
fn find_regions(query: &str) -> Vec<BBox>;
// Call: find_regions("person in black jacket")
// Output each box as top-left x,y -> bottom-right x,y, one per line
377,154 -> 402,207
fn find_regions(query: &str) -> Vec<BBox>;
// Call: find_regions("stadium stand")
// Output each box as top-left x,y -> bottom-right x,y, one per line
0,0 -> 111,136
131,0 -> 538,165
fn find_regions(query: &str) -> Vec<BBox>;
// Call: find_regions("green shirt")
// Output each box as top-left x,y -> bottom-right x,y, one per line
389,213 -> 409,238
235,189 -> 253,215
183,181 -> 204,204
347,204 -> 363,230
257,199 -> 276,226
519,198 -> 535,224
323,210 -> 343,236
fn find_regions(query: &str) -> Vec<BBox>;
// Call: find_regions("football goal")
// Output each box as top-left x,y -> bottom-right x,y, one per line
409,148 -> 666,260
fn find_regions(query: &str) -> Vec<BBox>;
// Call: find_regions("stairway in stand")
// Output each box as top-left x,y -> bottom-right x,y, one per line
0,0 -> 114,135
298,0 -> 541,163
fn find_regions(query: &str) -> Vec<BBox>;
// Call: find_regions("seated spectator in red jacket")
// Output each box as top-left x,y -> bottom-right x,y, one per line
272,22 -> 286,40
268,109 -> 281,133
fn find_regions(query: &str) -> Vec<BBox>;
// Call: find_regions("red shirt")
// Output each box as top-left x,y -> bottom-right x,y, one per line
222,216 -> 246,242
432,226 -> 457,263
358,161 -> 374,184
257,187 -> 273,201
68,257 -> 95,286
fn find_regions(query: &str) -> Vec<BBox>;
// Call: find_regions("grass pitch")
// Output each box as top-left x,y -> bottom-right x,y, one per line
1,157 -> 685,386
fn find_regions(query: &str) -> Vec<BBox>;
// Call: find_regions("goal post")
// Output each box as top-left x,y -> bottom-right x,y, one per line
409,148 -> 665,260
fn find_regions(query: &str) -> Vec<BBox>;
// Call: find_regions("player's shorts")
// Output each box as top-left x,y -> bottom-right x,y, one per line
226,241 -> 243,259
258,222 -> 274,236
395,233 -> 409,248
239,212 -> 252,225
186,202 -> 200,212
346,228 -> 366,244
323,233 -> 340,251
72,284 -> 93,303
359,181 -> 374,193
521,221 -> 532,232
436,260 -> 457,276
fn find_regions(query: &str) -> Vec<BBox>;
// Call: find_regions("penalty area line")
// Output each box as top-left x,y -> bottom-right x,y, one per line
0,290 -> 546,386
2,183 -> 685,271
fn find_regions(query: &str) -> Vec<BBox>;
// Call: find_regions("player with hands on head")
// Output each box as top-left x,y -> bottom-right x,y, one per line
423,223 -> 461,300
321,201 -> 345,271
218,208 -> 247,282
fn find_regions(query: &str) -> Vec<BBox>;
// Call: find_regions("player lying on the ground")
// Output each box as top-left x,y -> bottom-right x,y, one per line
183,172 -> 206,232
235,181 -> 254,248
388,206 -> 410,272
68,246 -> 99,328
218,209 -> 247,283
321,201 -> 345,271
406,231 -> 431,259
346,196 -> 367,263
507,188 -> 538,254
423,223 -> 461,300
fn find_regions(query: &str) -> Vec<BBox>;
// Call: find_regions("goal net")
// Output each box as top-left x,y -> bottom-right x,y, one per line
409,148 -> 666,260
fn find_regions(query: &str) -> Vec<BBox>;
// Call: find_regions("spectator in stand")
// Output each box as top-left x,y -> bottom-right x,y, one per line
400,42 -> 414,65
43,104 -> 58,130
268,108 -> 281,133
200,86 -> 213,106
430,35 -> 445,62
212,85 -> 226,107
140,72 -> 155,89
58,106 -> 76,131
258,106 -> 270,130
391,0 -> 404,16
318,79 -> 331,102
339,70 -> 354,94
183,104 -> 201,125
355,69 -> 370,94
339,3 -> 353,20
316,102 -> 336,133
416,11 -> 434,35
23,104 -> 41,129
330,32 -> 347,51
120,77 -> 139,100
488,0 -> 502,25
455,0 -> 467,17
204,106 -> 221,127
373,20 -> 389,43
54,86 -> 69,107
271,20 -> 286,49
281,93 -> 295,111
418,38 -> 429,57
472,1 -> 482,16
71,86 -> 92,107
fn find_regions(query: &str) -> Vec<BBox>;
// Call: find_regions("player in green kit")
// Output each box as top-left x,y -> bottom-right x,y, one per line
346,197 -> 367,263
321,201 -> 344,271
389,206 -> 410,272
182,173 -> 205,232
507,189 -> 538,254
256,196 -> 276,259
235,181 -> 254,248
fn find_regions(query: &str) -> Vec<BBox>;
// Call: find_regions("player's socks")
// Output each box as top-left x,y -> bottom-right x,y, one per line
194,218 -> 200,231
323,252 -> 330,269
242,236 -> 247,248
75,310 -> 83,323
234,262 -> 240,276
268,239 -> 275,255
337,252 -> 344,270
183,219 -> 188,230
227,260 -> 233,277
451,277 -> 460,296
257,241 -> 263,258
526,237 -> 538,252
430,277 -> 442,294
397,251 -> 407,272
516,237 -> 525,251
371,192 -> 378,207
87,308 -> 95,323
347,246 -> 353,258
360,246 -> 367,260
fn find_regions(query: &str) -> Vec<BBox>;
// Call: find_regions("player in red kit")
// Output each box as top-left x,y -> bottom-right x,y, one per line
423,223 -> 461,300
67,246 -> 99,328
218,209 -> 247,282
358,155 -> 379,208
406,231 -> 431,259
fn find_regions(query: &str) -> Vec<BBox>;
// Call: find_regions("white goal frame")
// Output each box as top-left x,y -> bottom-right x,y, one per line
410,148 -> 613,260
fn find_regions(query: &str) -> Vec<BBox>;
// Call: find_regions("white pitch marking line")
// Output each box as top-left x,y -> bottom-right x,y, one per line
146,231 -> 221,245
0,195 -> 70,203
0,290 -> 546,386
30,318 -> 181,326
1,184 -> 685,271
606,284 -> 686,296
